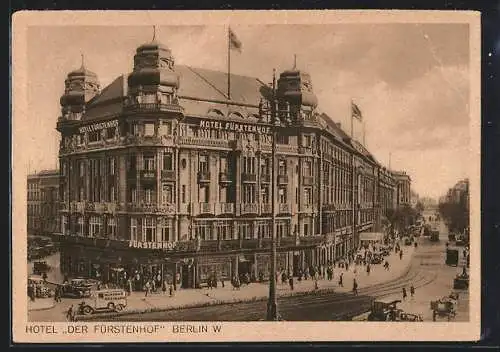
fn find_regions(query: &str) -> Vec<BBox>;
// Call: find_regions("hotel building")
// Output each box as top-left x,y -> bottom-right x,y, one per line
54,37 -> 406,288
27,169 -> 60,236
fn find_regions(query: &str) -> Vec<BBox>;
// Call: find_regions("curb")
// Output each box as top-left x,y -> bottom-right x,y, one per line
28,302 -> 56,312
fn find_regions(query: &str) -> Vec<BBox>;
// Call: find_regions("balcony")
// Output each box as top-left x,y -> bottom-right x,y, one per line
260,203 -> 271,214
278,174 -> 289,184
123,102 -> 184,114
199,203 -> 214,214
240,203 -> 259,215
299,146 -> 314,155
140,170 -> 156,182
278,203 -> 290,214
219,202 -> 235,214
219,172 -> 233,184
197,171 -> 211,184
241,173 -> 257,183
126,203 -> 176,214
161,170 -> 176,182
301,204 -> 314,213
303,176 -> 314,186
260,174 -> 271,184
179,136 -> 231,149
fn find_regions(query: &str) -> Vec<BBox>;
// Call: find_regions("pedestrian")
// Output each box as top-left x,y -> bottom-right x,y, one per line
221,277 -> 225,288
353,279 -> 358,296
338,273 -> 344,287
366,264 -> 371,276
208,276 -> 213,290
399,250 -> 403,260
169,284 -> 174,297
144,281 -> 151,297
66,305 -> 74,322
463,249 -> 467,258
402,287 -> 407,300
289,276 -> 294,291
42,272 -> 48,282
410,285 -> 415,298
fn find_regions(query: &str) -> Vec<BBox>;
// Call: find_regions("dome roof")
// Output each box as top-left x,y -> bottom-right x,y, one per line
136,39 -> 172,54
277,68 -> 318,108
68,65 -> 98,78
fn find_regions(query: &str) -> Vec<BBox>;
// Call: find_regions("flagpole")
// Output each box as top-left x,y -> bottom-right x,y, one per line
227,27 -> 231,100
362,121 -> 366,146
350,100 -> 354,139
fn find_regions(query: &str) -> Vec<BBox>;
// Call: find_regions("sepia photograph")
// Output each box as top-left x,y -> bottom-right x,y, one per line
12,10 -> 481,342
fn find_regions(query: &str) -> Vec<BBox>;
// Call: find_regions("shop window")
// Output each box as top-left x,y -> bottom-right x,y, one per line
130,218 -> 138,241
142,217 -> 156,242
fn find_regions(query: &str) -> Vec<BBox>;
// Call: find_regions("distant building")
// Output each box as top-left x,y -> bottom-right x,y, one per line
444,179 -> 469,211
27,169 -> 60,235
391,170 -> 411,207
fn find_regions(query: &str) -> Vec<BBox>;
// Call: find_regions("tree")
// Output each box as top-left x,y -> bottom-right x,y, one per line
386,205 -> 418,234
415,201 -> 425,216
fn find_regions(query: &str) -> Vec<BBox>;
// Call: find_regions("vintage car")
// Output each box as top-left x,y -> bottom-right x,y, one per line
453,272 -> 469,290
367,299 -> 402,321
61,278 -> 99,298
431,295 -> 458,321
446,249 -> 459,266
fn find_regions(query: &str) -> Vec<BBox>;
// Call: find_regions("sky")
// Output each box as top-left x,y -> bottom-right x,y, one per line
25,23 -> 471,200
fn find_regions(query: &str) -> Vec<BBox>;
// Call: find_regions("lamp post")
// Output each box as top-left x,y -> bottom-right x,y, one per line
265,69 -> 293,321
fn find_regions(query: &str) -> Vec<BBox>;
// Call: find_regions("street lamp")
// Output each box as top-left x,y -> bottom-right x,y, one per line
265,69 -> 293,321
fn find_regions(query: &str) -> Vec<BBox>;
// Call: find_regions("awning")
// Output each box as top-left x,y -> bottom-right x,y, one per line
359,232 -> 385,242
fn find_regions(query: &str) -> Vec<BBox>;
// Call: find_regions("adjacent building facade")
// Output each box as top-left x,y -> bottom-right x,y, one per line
53,37 -> 409,288
27,169 -> 60,235
392,170 -> 412,207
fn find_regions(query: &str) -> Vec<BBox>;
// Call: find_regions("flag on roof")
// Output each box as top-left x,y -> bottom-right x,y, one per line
351,101 -> 363,121
229,27 -> 242,53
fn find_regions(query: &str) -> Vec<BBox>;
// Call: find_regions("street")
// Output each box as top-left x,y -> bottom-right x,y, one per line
29,218 -> 469,322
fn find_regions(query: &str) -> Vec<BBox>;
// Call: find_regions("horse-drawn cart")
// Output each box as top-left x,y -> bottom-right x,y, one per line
430,294 -> 458,321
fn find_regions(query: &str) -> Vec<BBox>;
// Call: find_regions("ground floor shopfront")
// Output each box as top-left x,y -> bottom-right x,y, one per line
58,234 -> 355,290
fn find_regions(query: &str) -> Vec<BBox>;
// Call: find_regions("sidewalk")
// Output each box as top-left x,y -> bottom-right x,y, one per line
79,245 -> 415,319
28,298 -> 56,311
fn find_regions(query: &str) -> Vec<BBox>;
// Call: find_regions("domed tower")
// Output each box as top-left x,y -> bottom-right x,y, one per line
126,32 -> 181,108
59,56 -> 101,121
276,61 -> 318,123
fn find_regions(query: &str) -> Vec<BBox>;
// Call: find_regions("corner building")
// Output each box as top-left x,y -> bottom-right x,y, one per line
56,37 -> 398,288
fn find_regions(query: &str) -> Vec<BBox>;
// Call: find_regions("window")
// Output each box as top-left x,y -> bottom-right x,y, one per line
304,188 -> 312,205
88,131 -> 101,142
260,157 -> 270,175
277,220 -> 289,238
107,217 -> 116,238
61,215 -> 68,235
128,154 -> 136,171
199,185 -> 209,203
109,157 -> 116,175
106,127 -> 115,139
303,160 -> 312,177
162,184 -> 173,204
217,221 -> 232,240
89,216 -> 102,237
159,121 -> 172,136
279,187 -> 287,203
129,187 -> 137,203
277,134 -> 289,144
181,185 -> 186,203
256,221 -> 270,239
130,218 -> 138,241
199,155 -> 209,173
144,155 -> 155,171
194,221 -> 212,240
243,184 -> 256,203
220,156 -> 228,174
163,152 -> 173,170
109,186 -> 115,202
77,217 -> 84,236
142,217 -> 156,242
243,156 -> 255,174
79,161 -> 85,177
303,134 -> 312,147
159,218 -> 174,242
304,223 -> 310,236
219,186 -> 228,203
238,222 -> 254,239
144,123 -> 155,136
144,187 -> 155,204
278,160 -> 287,175
261,186 -> 269,204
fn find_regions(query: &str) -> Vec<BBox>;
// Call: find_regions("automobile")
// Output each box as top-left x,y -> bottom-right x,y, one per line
61,278 -> 98,298
77,289 -> 128,315
453,273 -> 469,290
367,299 -> 402,321
446,249 -> 459,266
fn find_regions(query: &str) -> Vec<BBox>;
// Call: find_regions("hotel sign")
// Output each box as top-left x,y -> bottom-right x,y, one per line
199,119 -> 271,134
79,120 -> 119,134
129,241 -> 178,250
